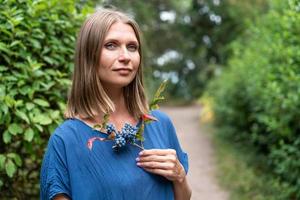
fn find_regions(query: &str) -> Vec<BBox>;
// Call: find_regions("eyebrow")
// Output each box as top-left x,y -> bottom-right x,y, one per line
103,38 -> 139,44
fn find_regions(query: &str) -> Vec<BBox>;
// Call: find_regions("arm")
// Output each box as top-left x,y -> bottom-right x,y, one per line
172,165 -> 192,200
137,149 -> 192,200
40,133 -> 71,200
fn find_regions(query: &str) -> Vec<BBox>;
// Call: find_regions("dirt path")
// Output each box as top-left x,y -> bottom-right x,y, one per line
161,105 -> 229,200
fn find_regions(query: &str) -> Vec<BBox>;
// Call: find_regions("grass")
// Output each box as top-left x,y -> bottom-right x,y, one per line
203,125 -> 289,200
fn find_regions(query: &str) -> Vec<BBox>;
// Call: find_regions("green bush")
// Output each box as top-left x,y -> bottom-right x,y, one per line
206,0 -> 300,198
0,0 -> 91,198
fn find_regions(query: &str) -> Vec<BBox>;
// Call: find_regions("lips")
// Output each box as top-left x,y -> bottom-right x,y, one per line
112,68 -> 132,71
112,68 -> 133,75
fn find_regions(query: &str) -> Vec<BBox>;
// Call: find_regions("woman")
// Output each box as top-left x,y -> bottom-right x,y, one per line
40,8 -> 191,200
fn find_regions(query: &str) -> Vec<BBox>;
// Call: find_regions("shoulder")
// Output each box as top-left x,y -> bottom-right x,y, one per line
52,119 -> 78,136
49,118 -> 85,144
148,109 -> 175,131
150,109 -> 172,123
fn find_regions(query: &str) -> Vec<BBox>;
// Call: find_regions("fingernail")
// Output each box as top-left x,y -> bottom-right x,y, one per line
136,157 -> 140,161
136,162 -> 141,166
139,151 -> 143,156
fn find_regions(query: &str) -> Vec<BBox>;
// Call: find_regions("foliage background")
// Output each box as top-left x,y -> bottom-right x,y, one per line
205,0 -> 300,198
0,0 -> 92,198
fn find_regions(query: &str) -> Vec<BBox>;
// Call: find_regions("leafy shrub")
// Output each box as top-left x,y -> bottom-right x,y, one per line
0,0 -> 91,198
206,0 -> 300,198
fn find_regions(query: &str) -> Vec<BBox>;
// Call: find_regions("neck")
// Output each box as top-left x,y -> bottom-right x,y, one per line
103,86 -> 137,130
103,86 -> 127,115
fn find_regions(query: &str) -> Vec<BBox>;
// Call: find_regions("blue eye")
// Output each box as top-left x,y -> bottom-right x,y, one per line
127,44 -> 138,52
104,42 -> 117,50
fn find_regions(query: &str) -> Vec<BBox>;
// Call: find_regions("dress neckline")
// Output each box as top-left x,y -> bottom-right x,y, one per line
73,117 -> 142,134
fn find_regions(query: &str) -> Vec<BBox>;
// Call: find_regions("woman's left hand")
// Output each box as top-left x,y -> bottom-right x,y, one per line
136,149 -> 186,183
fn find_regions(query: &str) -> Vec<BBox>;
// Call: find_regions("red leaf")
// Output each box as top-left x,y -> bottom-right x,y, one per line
141,114 -> 158,122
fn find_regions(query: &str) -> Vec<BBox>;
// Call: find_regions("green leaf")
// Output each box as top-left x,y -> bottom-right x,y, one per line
28,38 -> 41,49
0,179 -> 3,188
0,65 -> 8,72
0,26 -> 13,38
33,114 -> 52,125
101,113 -> 110,131
14,156 -> 22,167
25,102 -> 35,110
6,153 -> 14,159
7,153 -> 22,167
93,124 -> 102,130
44,56 -> 54,65
39,114 -> 52,125
8,123 -> 23,135
19,86 -> 31,95
3,130 -> 11,144
4,96 -> 15,108
34,124 -> 43,132
136,123 -> 145,141
0,155 -> 6,169
154,79 -> 168,99
0,85 -> 5,97
149,80 -> 168,110
33,99 -> 50,107
150,104 -> 159,110
24,128 -> 34,142
0,42 -> 13,55
50,110 -> 60,119
16,110 -> 30,123
5,159 -> 16,178
0,103 -> 8,115
15,99 -> 24,107
10,40 -> 22,48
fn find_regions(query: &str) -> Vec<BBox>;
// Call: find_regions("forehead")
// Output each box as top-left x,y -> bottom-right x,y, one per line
104,22 -> 138,42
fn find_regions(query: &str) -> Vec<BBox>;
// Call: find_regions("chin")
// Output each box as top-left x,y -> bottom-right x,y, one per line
104,79 -> 135,89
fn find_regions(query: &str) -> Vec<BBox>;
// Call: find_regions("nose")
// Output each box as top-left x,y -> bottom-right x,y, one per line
118,47 -> 130,63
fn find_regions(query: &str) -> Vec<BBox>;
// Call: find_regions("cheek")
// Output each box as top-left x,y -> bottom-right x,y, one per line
99,51 -> 117,68
133,54 -> 141,69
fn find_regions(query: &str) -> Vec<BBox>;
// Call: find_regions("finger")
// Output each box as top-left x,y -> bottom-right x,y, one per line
137,161 -> 176,170
139,149 -> 176,156
136,155 -> 169,162
144,166 -> 186,182
137,154 -> 177,163
142,168 -> 174,179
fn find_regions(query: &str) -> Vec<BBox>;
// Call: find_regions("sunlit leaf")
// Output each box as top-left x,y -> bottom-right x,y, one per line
5,159 -> 16,178
3,130 -> 11,144
50,110 -> 60,119
8,123 -> 23,135
33,114 -> 52,125
24,128 -> 34,142
16,110 -> 30,123
25,102 -> 35,111
33,99 -> 50,107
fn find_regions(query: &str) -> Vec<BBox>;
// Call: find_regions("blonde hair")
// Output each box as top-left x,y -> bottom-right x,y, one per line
65,8 -> 148,119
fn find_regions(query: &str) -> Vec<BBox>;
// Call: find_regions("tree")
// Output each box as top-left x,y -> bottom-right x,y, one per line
97,0 -> 268,102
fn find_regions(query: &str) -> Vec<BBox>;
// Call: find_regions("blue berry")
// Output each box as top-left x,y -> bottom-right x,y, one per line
121,123 -> 138,143
111,123 -> 139,151
106,123 -> 116,134
113,134 -> 126,149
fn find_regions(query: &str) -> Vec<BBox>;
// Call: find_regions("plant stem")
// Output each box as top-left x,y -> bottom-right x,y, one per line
132,143 -> 144,150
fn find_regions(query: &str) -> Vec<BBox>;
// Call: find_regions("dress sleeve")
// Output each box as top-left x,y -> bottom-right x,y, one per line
40,130 -> 71,200
166,119 -> 189,174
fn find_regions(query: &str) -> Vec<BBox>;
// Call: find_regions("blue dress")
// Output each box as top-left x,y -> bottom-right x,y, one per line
40,110 -> 189,200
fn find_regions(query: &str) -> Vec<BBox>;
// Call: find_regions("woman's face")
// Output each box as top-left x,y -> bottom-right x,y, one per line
98,22 -> 140,90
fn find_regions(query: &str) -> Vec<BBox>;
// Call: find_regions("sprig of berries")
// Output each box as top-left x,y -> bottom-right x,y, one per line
87,80 -> 168,151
